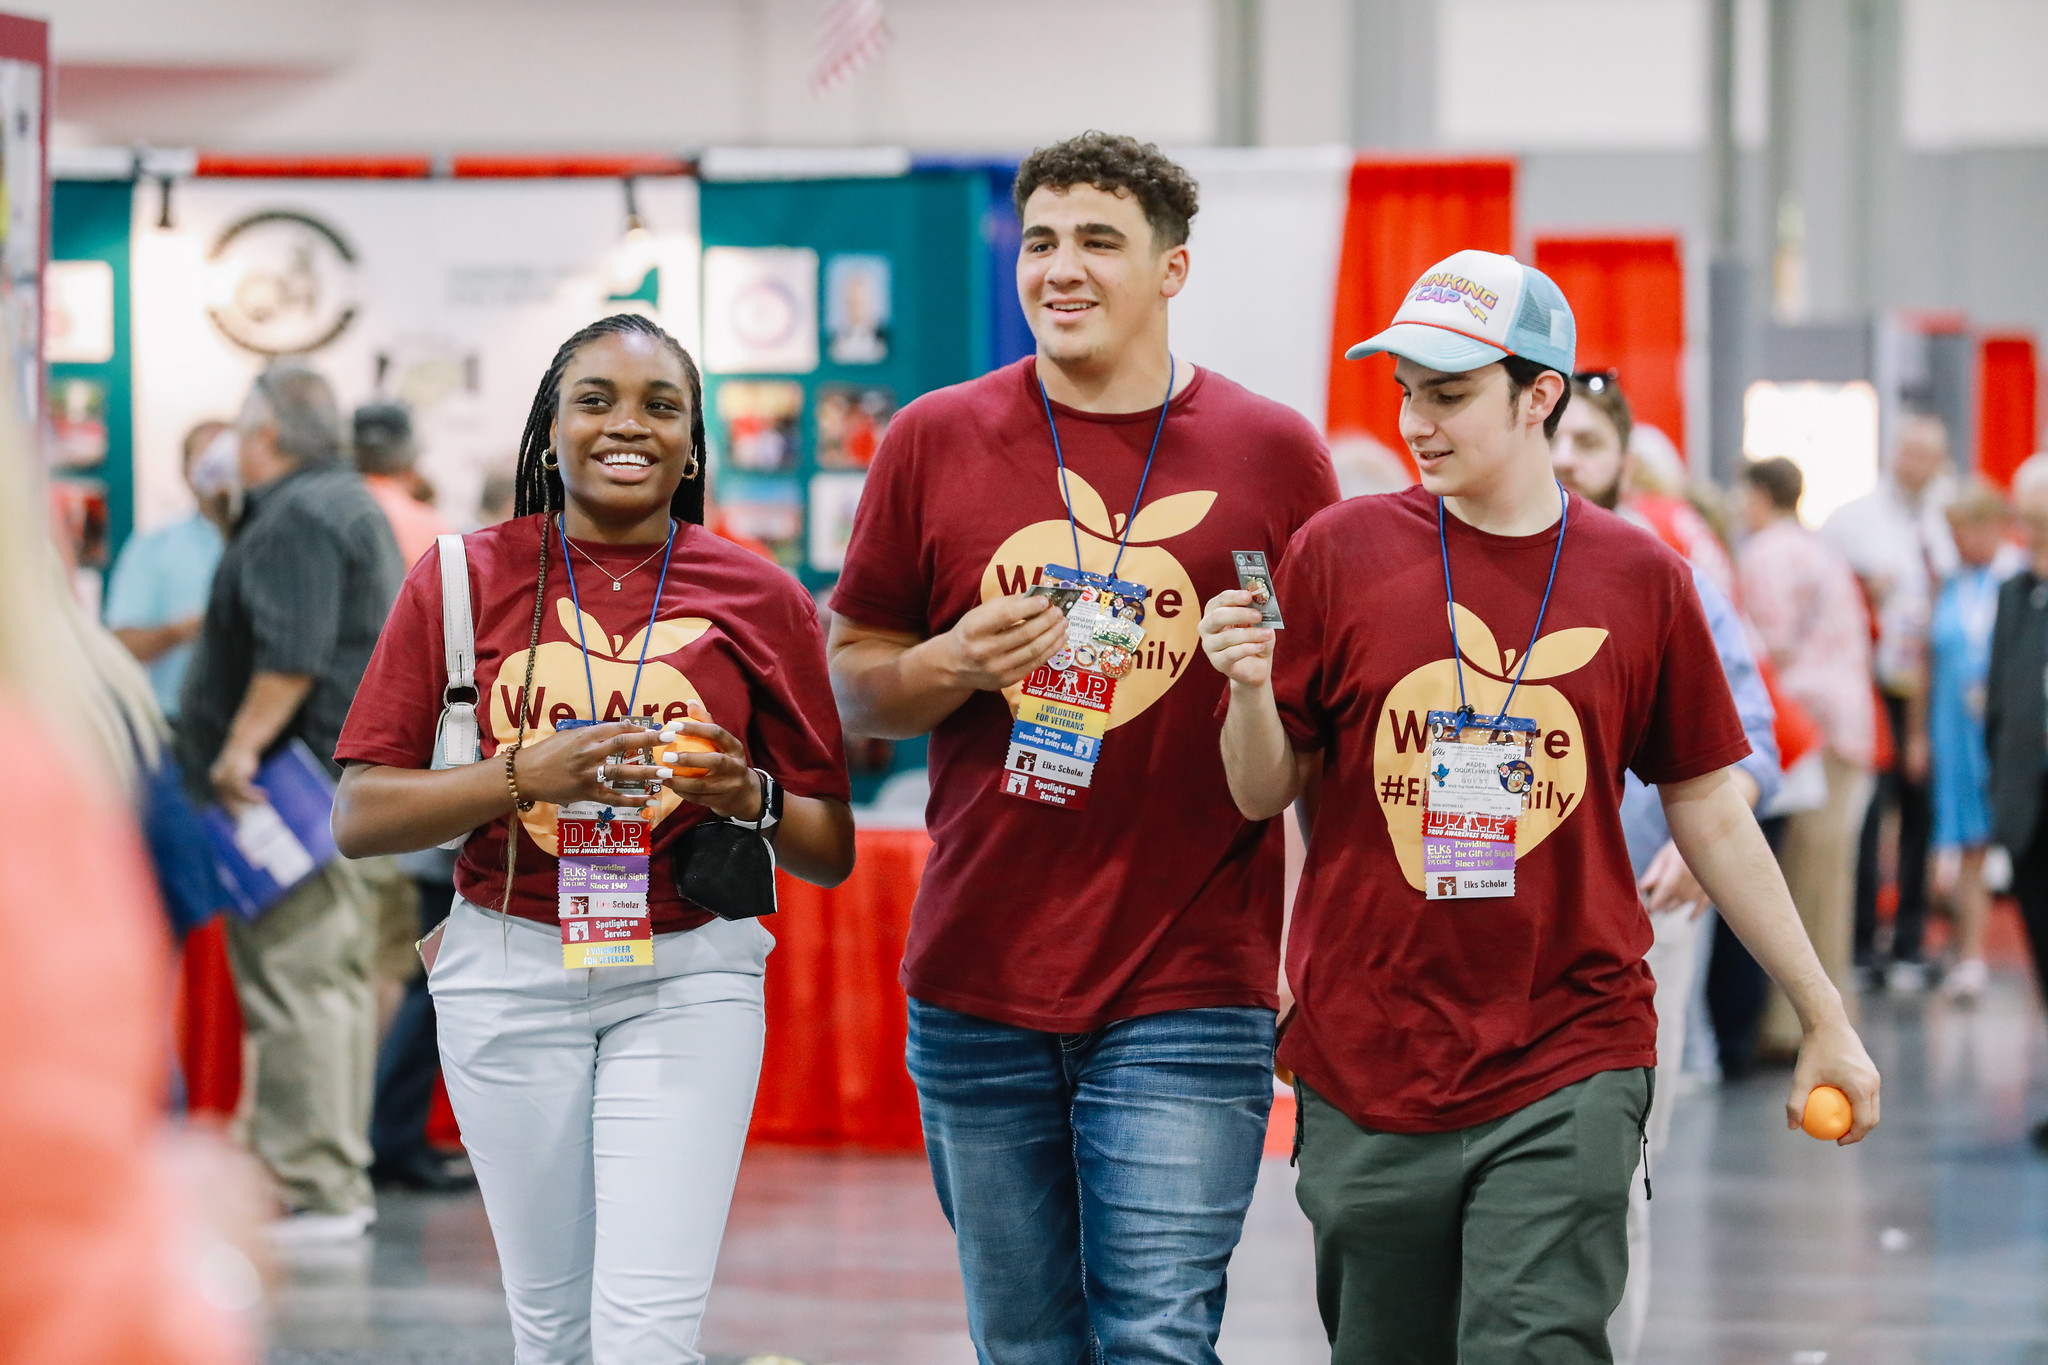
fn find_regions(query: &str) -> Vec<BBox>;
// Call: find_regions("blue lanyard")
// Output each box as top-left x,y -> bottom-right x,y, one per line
1036,355 -> 1175,581
555,515 -> 678,720
1438,482 -> 1569,725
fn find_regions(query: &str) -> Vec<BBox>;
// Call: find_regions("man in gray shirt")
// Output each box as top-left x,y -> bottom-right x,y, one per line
178,362 -> 404,1245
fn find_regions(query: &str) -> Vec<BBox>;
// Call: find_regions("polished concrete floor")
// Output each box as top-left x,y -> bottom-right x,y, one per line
265,972 -> 2048,1365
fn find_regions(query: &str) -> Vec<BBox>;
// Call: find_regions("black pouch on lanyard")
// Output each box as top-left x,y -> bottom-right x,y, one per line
671,820 -> 778,921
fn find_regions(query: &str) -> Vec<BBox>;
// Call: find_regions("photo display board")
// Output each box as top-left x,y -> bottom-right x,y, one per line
697,171 -> 986,594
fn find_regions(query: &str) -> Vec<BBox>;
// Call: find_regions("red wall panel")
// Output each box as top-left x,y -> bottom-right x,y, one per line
1533,235 -> 1687,461
1326,158 -> 1516,472
1977,333 -> 2039,489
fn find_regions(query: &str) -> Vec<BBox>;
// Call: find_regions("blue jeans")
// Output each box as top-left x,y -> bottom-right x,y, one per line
905,999 -> 1276,1365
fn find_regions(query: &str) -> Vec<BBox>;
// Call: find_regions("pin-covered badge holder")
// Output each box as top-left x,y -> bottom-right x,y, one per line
554,716 -> 660,966
1421,707 -> 1537,900
1004,564 -> 1150,810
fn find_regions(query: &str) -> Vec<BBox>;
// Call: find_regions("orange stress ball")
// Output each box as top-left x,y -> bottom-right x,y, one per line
666,733 -> 717,779
1802,1085 -> 1853,1140
664,705 -> 718,778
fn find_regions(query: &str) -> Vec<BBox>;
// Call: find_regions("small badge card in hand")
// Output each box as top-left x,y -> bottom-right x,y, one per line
1025,581 -> 1082,615
1232,551 -> 1283,628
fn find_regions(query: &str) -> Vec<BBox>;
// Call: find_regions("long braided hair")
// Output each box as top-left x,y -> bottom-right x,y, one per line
512,311 -> 709,524
499,312 -> 708,919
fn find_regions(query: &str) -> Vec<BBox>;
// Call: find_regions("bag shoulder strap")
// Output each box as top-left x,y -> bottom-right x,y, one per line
429,533 -> 483,807
437,532 -> 476,699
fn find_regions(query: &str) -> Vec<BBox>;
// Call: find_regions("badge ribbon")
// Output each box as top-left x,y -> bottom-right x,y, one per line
1425,482 -> 1569,901
1000,358 -> 1177,810
551,516 -> 677,967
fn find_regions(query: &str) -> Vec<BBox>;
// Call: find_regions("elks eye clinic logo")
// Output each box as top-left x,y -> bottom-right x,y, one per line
979,470 -> 1216,730
489,598 -> 713,854
205,209 -> 362,357
1375,605 -> 1608,890
1410,272 -> 1500,324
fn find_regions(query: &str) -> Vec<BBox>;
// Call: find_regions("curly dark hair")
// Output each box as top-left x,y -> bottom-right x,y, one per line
1013,131 -> 1200,249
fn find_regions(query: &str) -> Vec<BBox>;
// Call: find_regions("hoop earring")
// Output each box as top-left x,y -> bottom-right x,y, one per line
541,448 -> 559,471
684,454 -> 701,479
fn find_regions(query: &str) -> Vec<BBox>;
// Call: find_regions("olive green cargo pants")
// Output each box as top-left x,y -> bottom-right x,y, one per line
1294,1067 -> 1653,1363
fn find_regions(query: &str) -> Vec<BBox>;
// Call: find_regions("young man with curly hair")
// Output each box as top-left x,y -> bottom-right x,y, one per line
829,132 -> 1337,1360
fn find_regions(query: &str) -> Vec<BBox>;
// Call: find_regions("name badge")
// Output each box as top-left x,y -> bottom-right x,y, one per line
1422,710 -> 1537,900
553,719 -> 655,967
557,805 -> 653,966
1001,564 -> 1149,810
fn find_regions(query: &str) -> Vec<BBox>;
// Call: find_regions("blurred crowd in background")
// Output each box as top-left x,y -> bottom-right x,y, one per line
1556,370 -> 2048,1096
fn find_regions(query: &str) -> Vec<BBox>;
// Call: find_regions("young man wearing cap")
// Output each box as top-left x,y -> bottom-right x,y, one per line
1199,250 -> 1879,1360
829,133 -> 1337,1360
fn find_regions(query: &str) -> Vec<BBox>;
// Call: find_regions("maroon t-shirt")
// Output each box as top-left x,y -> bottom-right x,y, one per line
831,358 -> 1338,1031
336,515 -> 850,931
1268,486 -> 1749,1132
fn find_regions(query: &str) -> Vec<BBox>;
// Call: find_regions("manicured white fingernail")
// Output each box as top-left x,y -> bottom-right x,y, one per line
662,752 -> 678,763
656,767 -> 673,778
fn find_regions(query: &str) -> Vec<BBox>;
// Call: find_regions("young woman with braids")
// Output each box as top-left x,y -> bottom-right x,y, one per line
331,313 -> 853,1363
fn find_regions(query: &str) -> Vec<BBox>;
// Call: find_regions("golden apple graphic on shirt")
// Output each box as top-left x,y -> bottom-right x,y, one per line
980,470 -> 1215,730
490,597 -> 713,854
1374,605 -> 1608,890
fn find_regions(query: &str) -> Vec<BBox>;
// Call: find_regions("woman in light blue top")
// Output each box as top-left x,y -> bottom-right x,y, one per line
1928,480 -> 2019,999
103,420 -> 231,717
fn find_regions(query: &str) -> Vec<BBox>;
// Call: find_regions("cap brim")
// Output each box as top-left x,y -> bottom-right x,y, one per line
1344,322 -> 1510,372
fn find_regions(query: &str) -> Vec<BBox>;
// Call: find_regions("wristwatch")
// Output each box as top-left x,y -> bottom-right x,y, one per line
733,768 -> 782,832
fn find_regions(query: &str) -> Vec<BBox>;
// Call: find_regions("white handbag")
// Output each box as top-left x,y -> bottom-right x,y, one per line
429,533 -> 482,849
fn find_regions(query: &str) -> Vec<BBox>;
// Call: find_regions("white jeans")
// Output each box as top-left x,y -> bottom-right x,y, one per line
429,897 -> 771,1365
1607,904 -> 1704,1365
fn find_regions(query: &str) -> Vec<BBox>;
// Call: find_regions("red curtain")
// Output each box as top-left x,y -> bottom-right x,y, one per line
174,919 -> 243,1118
1978,333 -> 2040,488
1532,235 -> 1687,462
750,829 -> 930,1150
1326,157 -> 1516,472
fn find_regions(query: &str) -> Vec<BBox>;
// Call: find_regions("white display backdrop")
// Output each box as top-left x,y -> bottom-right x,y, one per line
1164,146 -> 1350,434
130,176 -> 700,533
1743,380 -> 1881,528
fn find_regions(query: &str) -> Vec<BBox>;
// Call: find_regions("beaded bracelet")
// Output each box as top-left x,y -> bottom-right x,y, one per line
505,743 -> 534,812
